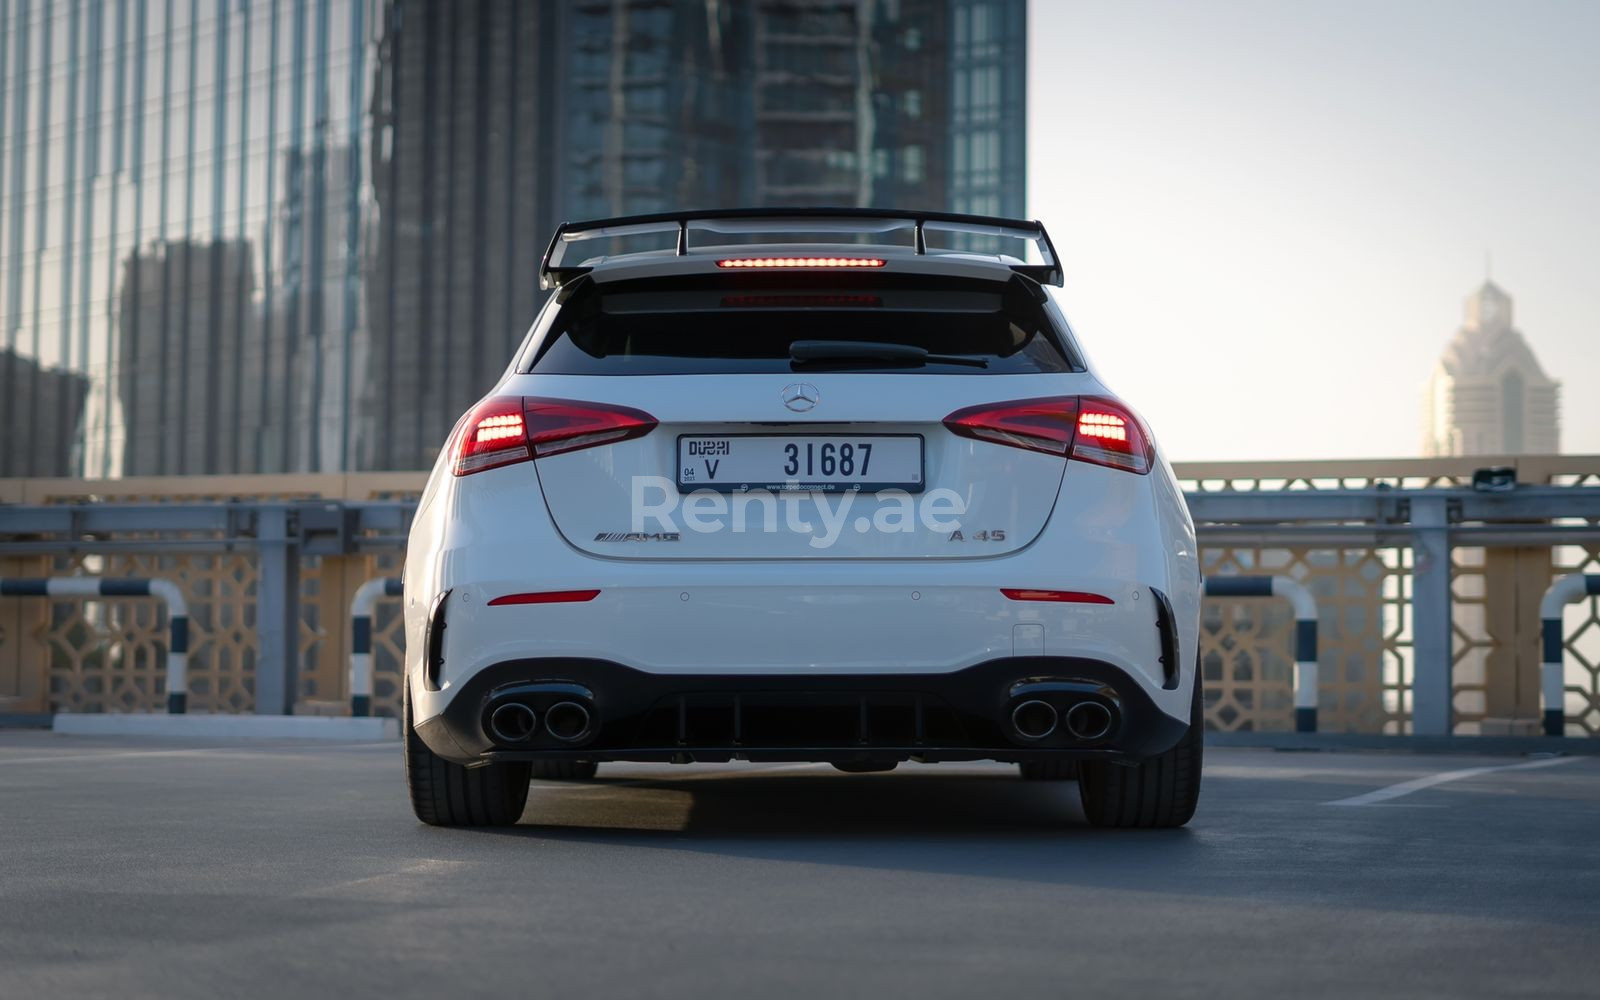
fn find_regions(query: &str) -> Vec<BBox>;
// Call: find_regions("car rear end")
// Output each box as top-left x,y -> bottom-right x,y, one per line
402,211 -> 1202,827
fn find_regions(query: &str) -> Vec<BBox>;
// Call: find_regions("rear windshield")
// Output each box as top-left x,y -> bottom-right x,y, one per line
526,273 -> 1077,375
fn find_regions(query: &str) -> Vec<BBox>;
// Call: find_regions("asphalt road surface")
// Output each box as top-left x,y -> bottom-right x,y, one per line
2,732 -> 1596,999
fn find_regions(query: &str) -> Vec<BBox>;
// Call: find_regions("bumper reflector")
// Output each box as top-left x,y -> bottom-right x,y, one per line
1001,589 -> 1115,605
487,590 -> 602,607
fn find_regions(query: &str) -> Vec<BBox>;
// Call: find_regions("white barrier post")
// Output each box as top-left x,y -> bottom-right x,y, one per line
349,577 -> 404,717
1203,575 -> 1319,732
0,577 -> 190,713
1539,574 -> 1600,737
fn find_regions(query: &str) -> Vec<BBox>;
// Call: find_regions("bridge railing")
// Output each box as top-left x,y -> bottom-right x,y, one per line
1,457 -> 1598,736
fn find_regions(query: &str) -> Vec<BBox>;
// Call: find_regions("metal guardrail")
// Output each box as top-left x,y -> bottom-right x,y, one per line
3,482 -> 1599,730
0,577 -> 190,713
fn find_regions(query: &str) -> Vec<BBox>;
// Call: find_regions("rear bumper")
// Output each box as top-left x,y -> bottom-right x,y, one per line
414,655 -> 1192,767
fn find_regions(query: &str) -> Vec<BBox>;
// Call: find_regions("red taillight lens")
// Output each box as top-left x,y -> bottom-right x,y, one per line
1071,396 -> 1154,474
942,395 -> 1154,474
453,396 -> 532,476
523,398 -> 657,458
452,397 -> 657,476
487,590 -> 601,607
715,257 -> 886,269
1002,588 -> 1115,605
943,396 -> 1079,456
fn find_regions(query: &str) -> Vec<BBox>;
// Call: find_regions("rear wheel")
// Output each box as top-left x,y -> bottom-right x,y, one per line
404,682 -> 531,827
1077,679 -> 1204,828
1018,760 -> 1078,780
529,759 -> 599,781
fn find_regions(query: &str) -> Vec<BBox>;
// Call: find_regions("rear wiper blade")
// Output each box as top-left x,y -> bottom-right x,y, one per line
788,340 -> 988,369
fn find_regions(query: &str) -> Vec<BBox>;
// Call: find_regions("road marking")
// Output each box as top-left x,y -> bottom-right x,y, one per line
308,858 -> 470,897
1323,756 -> 1578,806
0,741 -> 394,766
0,747 -> 245,766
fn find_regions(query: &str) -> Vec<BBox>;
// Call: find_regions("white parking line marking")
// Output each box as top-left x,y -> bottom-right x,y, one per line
1323,756 -> 1578,806
309,858 -> 470,897
0,741 -> 394,766
0,748 -> 243,766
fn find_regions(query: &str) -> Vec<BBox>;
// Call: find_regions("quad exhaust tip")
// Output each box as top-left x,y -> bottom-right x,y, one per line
545,701 -> 594,743
488,702 -> 538,743
1011,699 -> 1058,741
1065,701 -> 1114,741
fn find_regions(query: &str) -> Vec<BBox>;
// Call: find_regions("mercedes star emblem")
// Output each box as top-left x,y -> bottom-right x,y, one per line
781,382 -> 820,412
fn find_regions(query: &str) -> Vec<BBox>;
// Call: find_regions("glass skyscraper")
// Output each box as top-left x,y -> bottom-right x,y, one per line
0,0 -> 1026,478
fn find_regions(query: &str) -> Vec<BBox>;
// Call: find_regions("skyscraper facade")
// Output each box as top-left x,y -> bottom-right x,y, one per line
1422,281 -> 1561,457
0,0 -> 1027,478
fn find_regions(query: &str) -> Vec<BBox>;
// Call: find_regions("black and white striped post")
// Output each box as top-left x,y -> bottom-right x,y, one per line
349,577 -> 403,717
1539,573 -> 1600,737
0,577 -> 190,713
1204,574 -> 1320,732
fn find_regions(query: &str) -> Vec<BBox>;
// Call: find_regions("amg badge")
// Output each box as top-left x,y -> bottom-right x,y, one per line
594,532 -> 681,542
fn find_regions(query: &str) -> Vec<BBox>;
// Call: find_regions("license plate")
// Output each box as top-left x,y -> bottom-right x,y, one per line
677,435 -> 924,493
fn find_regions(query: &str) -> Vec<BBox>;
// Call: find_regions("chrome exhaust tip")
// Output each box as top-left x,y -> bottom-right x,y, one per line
488,702 -> 538,743
1011,699 -> 1059,741
544,701 -> 594,743
1065,701 -> 1114,742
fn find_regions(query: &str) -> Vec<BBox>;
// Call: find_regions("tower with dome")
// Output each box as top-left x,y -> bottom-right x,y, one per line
1422,281 -> 1561,456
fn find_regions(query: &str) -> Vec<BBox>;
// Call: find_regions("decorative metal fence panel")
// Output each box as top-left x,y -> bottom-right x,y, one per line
1198,547 -> 1404,733
2,461 -> 1597,734
36,552 -> 259,714
1180,456 -> 1600,735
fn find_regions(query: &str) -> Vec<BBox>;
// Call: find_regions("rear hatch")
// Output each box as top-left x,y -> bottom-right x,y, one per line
511,271 -> 1096,560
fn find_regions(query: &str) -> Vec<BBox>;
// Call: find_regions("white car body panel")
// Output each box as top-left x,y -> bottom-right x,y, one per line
403,248 -> 1201,763
531,372 -> 1081,560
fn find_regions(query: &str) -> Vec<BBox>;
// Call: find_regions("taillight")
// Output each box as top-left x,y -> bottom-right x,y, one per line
942,395 -> 1154,474
943,397 -> 1078,456
1071,396 -> 1154,474
452,397 -> 657,476
453,396 -> 532,476
524,398 -> 656,458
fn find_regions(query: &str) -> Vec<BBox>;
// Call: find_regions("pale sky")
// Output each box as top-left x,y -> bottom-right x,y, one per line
1028,0 -> 1599,462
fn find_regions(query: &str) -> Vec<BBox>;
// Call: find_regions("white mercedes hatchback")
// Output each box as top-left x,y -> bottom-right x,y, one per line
402,210 -> 1202,828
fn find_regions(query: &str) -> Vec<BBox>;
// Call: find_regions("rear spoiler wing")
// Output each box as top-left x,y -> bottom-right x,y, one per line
538,207 -> 1063,290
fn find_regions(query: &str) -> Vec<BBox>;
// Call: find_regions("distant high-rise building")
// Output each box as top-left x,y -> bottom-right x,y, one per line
0,350 -> 89,478
945,0 -> 1028,218
0,0 -> 1027,479
1422,281 -> 1561,457
554,0 -> 1027,216
116,241 -> 258,476
366,2 -> 558,471
372,0 -> 1028,469
558,0 -> 753,219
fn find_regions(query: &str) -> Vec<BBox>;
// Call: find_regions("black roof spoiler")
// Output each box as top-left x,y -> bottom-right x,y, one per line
538,207 -> 1063,290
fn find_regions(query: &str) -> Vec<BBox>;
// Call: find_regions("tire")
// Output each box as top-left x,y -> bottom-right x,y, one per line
404,682 -> 531,827
1019,760 -> 1078,780
529,759 -> 599,781
1077,679 -> 1203,828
